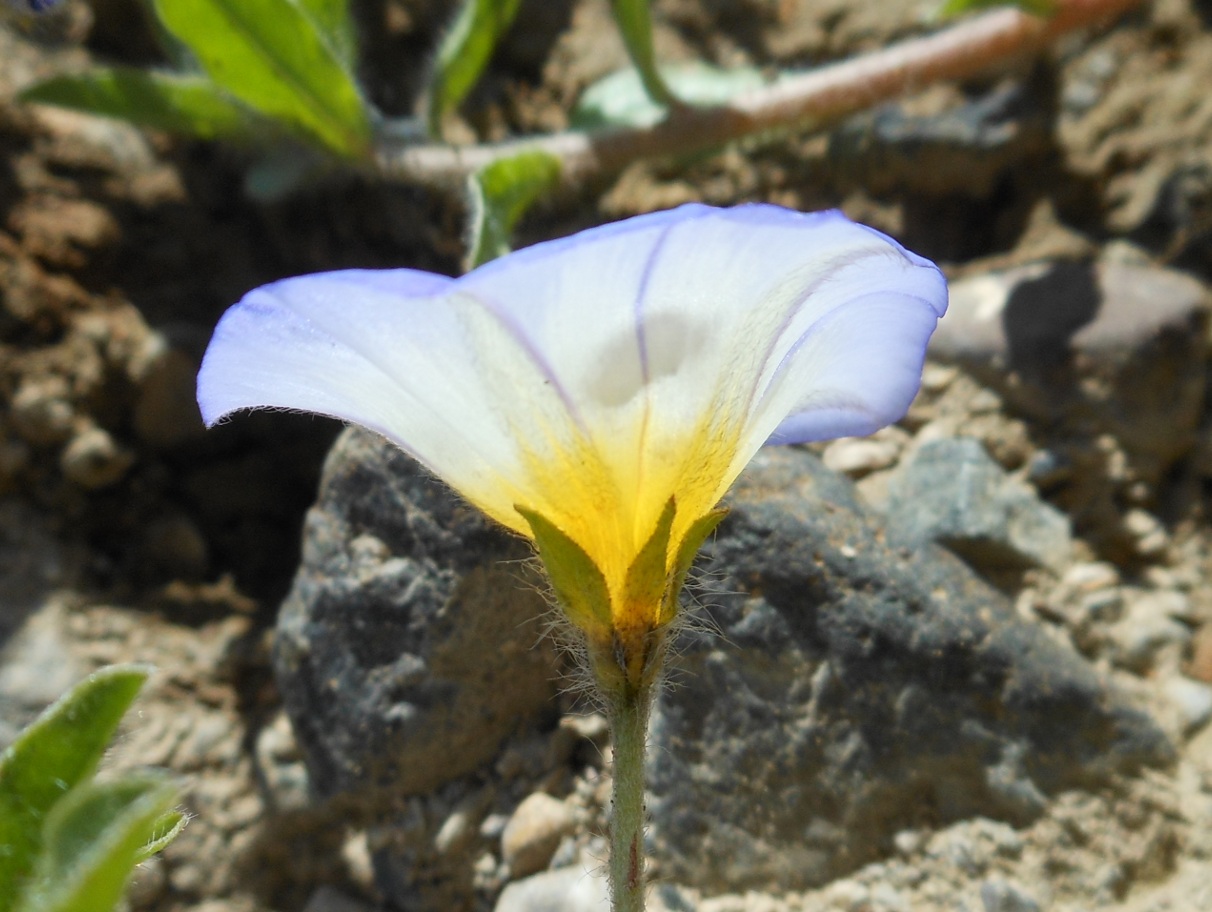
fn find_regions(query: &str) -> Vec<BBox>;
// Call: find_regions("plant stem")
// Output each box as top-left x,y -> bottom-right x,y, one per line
606,682 -> 652,912
373,0 -> 1143,189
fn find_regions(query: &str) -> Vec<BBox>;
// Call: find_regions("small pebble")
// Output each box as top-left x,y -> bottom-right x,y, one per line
1062,561 -> 1120,592
980,878 -> 1040,912
825,879 -> 869,910
920,363 -> 957,393
60,426 -> 133,489
893,829 -> 923,857
500,792 -> 577,878
1122,508 -> 1169,558
11,377 -> 75,445
822,437 -> 901,477
1162,675 -> 1212,735
493,862 -> 607,912
435,792 -> 489,856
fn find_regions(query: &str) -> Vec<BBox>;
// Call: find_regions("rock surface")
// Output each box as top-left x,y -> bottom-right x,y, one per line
492,862 -> 607,912
885,437 -> 1071,573
930,256 -> 1209,483
648,446 -> 1173,894
274,427 -> 560,800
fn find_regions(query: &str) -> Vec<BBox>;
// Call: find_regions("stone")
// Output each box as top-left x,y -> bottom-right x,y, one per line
254,712 -> 310,813
493,862 -> 608,912
1161,676 -> 1212,735
647,447 -> 1172,894
930,256 -> 1209,485
1105,590 -> 1193,674
821,437 -> 902,478
828,79 -> 1052,200
274,427 -> 560,801
501,792 -> 578,877
980,879 -> 1041,912
11,375 -> 75,445
0,601 -> 86,747
886,437 -> 1071,573
59,425 -> 134,489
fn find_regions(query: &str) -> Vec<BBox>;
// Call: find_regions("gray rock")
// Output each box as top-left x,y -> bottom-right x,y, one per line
274,426 -> 560,801
980,879 -> 1041,912
829,79 -> 1052,199
930,257 -> 1209,484
648,447 -> 1173,894
493,863 -> 608,912
886,437 -> 1071,573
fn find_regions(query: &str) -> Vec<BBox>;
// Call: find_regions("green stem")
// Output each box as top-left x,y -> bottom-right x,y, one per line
606,683 -> 652,912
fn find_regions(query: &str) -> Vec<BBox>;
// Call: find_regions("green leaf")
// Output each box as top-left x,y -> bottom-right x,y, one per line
935,0 -> 1055,17
152,0 -> 372,157
426,0 -> 523,138
572,62 -> 765,130
659,507 -> 727,625
623,498 -> 676,619
0,665 -> 150,911
466,150 -> 561,268
516,504 -> 613,637
608,0 -> 675,107
296,0 -> 357,68
135,809 -> 188,863
18,776 -> 180,912
20,68 -> 252,140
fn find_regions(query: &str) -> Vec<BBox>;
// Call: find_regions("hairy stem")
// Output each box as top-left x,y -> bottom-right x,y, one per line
606,683 -> 652,912
374,0 -> 1143,189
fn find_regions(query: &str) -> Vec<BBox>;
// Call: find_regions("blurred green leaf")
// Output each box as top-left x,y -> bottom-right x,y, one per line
20,68 -> 252,140
608,0 -> 675,107
18,776 -> 180,912
0,665 -> 150,911
572,62 -> 765,130
426,0 -> 523,138
134,809 -> 188,863
152,0 -> 372,157
297,0 -> 357,67
935,0 -> 1055,17
466,150 -> 561,269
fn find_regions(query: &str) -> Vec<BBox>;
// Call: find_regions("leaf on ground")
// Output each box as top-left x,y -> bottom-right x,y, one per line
152,0 -> 372,157
465,149 -> 561,269
20,68 -> 252,140
0,665 -> 150,912
426,0 -> 523,138
572,62 -> 765,130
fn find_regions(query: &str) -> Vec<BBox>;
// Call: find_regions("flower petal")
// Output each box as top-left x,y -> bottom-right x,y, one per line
197,204 -> 947,579
453,204 -> 946,548
197,268 -> 543,529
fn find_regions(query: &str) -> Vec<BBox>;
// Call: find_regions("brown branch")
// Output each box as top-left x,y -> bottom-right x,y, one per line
373,0 -> 1144,188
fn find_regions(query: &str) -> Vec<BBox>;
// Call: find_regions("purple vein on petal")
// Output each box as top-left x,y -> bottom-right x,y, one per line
452,285 -> 587,435
632,219 -> 680,385
756,288 -> 942,438
740,243 -> 907,420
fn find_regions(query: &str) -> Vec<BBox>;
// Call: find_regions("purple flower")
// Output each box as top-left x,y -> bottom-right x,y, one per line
198,203 -> 946,674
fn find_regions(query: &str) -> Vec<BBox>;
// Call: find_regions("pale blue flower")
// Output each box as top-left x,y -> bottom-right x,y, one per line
198,203 -> 946,653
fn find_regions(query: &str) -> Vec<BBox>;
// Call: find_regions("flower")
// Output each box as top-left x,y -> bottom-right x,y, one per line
197,203 -> 946,689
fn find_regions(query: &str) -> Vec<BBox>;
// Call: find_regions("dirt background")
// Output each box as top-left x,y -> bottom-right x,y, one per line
3,0 -> 1212,910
